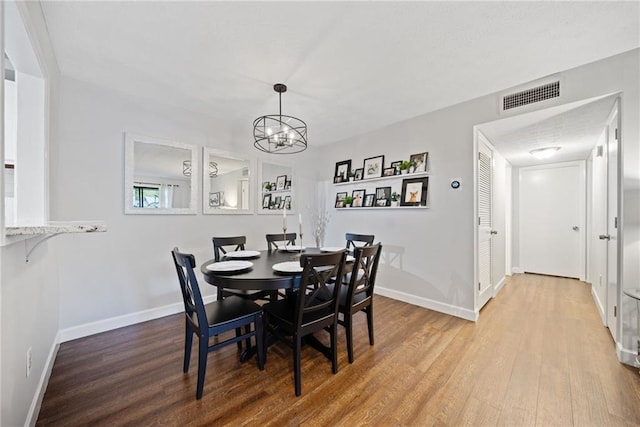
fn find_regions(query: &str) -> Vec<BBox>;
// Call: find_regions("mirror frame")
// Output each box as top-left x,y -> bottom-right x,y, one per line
257,159 -> 295,215
124,132 -> 199,215
202,147 -> 255,215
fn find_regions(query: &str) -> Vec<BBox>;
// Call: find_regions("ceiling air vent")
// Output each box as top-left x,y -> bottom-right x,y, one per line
502,81 -> 560,111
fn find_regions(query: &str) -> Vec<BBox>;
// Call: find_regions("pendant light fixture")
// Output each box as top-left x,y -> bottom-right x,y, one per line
253,83 -> 307,154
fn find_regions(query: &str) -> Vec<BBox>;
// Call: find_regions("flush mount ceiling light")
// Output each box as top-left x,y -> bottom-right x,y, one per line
529,146 -> 561,160
253,83 -> 307,154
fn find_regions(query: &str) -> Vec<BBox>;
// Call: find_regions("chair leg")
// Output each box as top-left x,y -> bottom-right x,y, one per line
255,314 -> 265,370
330,324 -> 339,374
345,314 -> 354,364
183,324 -> 193,373
244,325 -> 252,351
366,304 -> 374,345
196,335 -> 208,400
294,335 -> 302,396
235,328 -> 243,350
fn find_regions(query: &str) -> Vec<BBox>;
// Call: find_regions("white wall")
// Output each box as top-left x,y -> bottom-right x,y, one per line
50,76 -> 319,333
319,49 -> 639,329
1,1 -> 61,426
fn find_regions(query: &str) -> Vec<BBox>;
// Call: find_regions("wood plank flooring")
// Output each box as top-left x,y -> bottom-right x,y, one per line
37,274 -> 640,426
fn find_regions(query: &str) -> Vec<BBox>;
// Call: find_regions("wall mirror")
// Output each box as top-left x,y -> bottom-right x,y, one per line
258,160 -> 295,215
124,133 -> 198,214
203,148 -> 254,214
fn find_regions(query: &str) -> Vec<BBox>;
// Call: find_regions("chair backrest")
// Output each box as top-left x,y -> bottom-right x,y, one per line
346,243 -> 382,307
171,247 -> 207,331
212,236 -> 246,261
345,233 -> 375,251
265,233 -> 297,251
295,251 -> 347,328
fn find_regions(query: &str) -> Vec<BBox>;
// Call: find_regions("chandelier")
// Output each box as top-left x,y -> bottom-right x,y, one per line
253,83 -> 307,154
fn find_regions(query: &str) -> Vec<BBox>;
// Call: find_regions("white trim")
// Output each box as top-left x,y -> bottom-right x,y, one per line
512,266 -> 524,274
590,283 -> 606,325
494,276 -> 506,296
617,342 -> 638,368
25,332 -> 60,427
375,286 -> 477,322
59,295 -> 216,343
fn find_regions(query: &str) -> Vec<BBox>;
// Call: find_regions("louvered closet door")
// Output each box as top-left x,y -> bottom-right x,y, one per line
478,140 -> 493,309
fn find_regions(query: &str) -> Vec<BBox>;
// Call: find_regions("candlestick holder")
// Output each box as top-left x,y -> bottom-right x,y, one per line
282,227 -> 288,249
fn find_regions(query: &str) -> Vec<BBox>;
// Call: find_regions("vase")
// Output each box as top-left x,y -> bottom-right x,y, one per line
401,169 -> 408,175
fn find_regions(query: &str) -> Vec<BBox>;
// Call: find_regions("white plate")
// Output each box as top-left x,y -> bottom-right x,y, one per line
272,261 -> 303,273
224,250 -> 261,259
279,245 -> 306,252
206,260 -> 253,273
320,246 -> 344,252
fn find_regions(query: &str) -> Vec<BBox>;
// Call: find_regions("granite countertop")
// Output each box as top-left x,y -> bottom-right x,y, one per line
6,221 -> 107,236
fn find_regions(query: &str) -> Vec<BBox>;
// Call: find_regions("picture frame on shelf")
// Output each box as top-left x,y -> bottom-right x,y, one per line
401,176 -> 429,206
209,192 -> 221,207
363,155 -> 384,179
351,189 -> 366,207
285,180 -> 291,190
383,167 -> 395,177
284,195 -> 291,210
390,161 -> 402,175
334,160 -> 352,183
274,196 -> 282,207
364,194 -> 375,207
354,168 -> 364,181
409,152 -> 428,173
262,194 -> 272,209
375,186 -> 391,207
278,199 -> 285,209
276,175 -> 287,191
335,192 -> 348,208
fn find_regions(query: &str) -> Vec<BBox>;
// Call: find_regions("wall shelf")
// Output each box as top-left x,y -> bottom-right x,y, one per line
334,171 -> 429,186
335,206 -> 429,211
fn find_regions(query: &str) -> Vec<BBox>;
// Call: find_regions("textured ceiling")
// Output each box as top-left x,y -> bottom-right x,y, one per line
39,1 -> 639,147
479,94 -> 618,167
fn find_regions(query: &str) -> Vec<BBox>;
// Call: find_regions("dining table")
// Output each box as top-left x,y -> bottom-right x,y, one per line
200,246 -> 351,362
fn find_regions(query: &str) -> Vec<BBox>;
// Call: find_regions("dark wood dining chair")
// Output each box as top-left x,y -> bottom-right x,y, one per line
265,232 -> 297,251
212,236 -> 277,302
345,233 -> 375,251
262,250 -> 347,396
338,243 -> 382,363
171,247 -> 264,399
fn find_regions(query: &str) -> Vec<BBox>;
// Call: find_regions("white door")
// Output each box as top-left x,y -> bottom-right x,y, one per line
477,139 -> 493,308
606,105 -> 619,340
519,162 -> 585,279
591,129 -> 608,320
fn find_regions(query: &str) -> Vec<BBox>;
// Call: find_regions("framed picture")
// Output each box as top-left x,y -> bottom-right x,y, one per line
375,186 -> 391,207
276,175 -> 287,191
284,196 -> 292,210
335,192 -> 347,208
262,194 -> 271,209
383,167 -> 395,177
364,194 -> 375,207
209,192 -> 221,207
274,196 -> 282,207
354,168 -> 364,181
410,152 -> 429,173
401,177 -> 429,206
285,180 -> 291,190
335,160 -> 352,183
278,199 -> 285,209
390,161 -> 402,175
351,189 -> 366,207
363,155 -> 384,179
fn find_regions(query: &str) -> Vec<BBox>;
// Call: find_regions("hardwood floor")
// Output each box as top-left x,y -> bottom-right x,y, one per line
37,274 -> 640,426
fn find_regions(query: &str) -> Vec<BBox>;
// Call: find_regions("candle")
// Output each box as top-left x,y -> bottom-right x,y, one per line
283,208 -> 287,230
299,213 -> 302,236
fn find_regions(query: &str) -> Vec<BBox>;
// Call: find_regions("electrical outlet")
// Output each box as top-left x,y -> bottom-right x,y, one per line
26,347 -> 32,377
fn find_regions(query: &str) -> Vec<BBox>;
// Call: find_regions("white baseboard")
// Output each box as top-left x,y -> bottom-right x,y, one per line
494,276 -> 506,296
590,285 -> 607,325
26,332 -> 60,427
59,295 -> 217,343
617,342 -> 638,367
512,266 -> 524,274
375,286 -> 477,321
